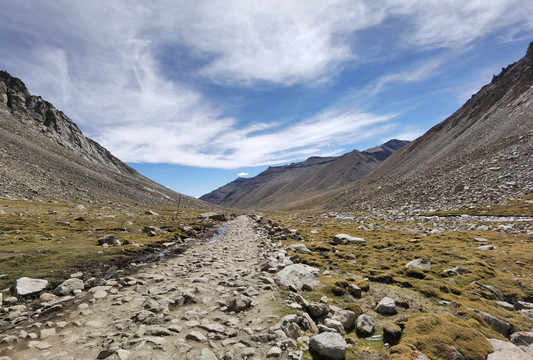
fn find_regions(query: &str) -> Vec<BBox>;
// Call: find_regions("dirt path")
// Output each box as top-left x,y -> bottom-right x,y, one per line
2,215 -> 291,360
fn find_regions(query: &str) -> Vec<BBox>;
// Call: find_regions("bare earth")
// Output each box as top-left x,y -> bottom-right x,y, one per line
3,215 -> 287,360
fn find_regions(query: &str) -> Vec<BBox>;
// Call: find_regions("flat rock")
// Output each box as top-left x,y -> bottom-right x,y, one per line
186,330 -> 207,343
198,348 -> 217,360
487,339 -> 531,360
14,277 -> 48,296
405,258 -> 431,270
332,234 -> 366,244
477,245 -> 496,251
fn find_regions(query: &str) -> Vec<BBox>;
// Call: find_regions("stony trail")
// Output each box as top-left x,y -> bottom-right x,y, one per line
1,215 -> 293,360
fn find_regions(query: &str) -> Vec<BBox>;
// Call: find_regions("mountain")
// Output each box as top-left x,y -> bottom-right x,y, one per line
200,139 -> 409,209
0,70 -> 207,208
327,42 -> 533,213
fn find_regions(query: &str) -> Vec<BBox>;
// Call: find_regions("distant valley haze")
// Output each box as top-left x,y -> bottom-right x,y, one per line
0,1 -> 532,198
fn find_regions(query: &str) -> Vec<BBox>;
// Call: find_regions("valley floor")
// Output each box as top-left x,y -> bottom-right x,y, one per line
1,216 -> 291,360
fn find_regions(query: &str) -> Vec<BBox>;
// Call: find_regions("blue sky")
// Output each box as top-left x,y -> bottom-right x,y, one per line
1,1 -> 532,198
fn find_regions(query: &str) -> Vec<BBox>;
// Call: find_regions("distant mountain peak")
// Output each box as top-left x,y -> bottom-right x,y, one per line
200,139 -> 409,209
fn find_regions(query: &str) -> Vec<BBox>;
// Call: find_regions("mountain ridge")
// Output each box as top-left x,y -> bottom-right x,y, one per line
327,42 -> 533,213
0,70 -> 207,208
200,139 -> 409,209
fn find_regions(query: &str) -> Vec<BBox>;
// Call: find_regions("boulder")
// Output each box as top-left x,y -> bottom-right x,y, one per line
471,309 -> 512,336
277,264 -> 321,290
347,284 -> 362,298
309,332 -> 346,360
511,331 -> 533,346
383,322 -> 402,344
356,315 -> 374,337
53,278 -> 84,296
226,296 -> 252,313
376,297 -> 397,315
332,234 -> 366,245
331,309 -> 356,330
405,258 -> 431,270
287,243 -> 312,255
487,339 -> 531,360
324,318 -> 345,334
306,303 -> 329,319
14,277 -> 48,296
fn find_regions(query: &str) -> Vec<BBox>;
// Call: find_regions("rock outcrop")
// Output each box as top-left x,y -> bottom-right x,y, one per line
0,70 -> 207,208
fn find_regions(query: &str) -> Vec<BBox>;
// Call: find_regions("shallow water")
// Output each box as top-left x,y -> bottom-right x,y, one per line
208,226 -> 228,244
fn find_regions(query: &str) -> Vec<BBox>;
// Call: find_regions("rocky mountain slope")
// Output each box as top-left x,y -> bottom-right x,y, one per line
328,42 -> 533,213
200,140 -> 409,210
0,70 -> 206,208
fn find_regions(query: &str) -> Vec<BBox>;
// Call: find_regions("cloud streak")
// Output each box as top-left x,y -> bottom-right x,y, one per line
0,1 -> 531,170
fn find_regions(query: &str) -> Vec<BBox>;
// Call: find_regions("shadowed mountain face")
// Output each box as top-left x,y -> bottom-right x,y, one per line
0,70 -> 206,208
327,42 -> 533,213
200,139 -> 409,210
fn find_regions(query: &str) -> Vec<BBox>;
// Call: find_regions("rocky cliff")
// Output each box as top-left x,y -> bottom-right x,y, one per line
0,70 -> 206,208
327,42 -> 533,213
200,139 -> 409,209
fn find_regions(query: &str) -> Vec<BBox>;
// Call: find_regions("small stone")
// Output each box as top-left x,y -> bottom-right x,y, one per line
198,348 -> 218,360
40,328 -> 56,339
186,330 -> 207,343
227,296 -> 252,313
267,346 -> 282,358
93,290 -> 107,299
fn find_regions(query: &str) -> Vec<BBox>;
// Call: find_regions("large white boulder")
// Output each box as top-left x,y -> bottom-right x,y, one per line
277,264 -> 321,290
14,277 -> 48,296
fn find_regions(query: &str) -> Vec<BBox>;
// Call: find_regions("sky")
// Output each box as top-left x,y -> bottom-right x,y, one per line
1,1 -> 532,198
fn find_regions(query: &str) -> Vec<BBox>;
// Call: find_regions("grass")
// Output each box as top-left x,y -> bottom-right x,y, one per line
264,208 -> 533,358
0,199 -> 213,294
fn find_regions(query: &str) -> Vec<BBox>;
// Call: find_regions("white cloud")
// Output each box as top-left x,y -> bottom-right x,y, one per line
237,172 -> 249,177
0,0 -> 532,171
97,107 -> 395,169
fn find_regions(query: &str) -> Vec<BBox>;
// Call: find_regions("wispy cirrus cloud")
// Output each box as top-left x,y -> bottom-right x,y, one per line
0,0 -> 531,171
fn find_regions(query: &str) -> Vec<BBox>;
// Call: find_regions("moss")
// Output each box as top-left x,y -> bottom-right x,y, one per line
355,280 -> 370,292
405,268 -> 426,279
345,303 -> 363,317
390,313 -> 492,360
